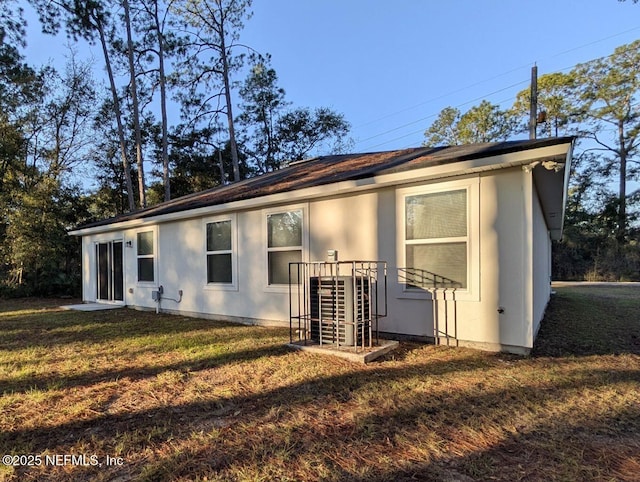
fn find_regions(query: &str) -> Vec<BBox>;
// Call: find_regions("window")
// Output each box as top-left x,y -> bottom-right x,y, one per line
405,189 -> 468,289
206,220 -> 233,284
267,210 -> 303,285
137,230 -> 155,282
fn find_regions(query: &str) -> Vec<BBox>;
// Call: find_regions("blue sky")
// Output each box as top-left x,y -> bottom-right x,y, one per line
23,0 -> 640,154
242,0 -> 640,152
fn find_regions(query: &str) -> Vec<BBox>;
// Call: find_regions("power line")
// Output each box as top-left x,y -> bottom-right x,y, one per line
352,26 -> 640,151
365,84 -> 640,153
354,26 -> 640,133
363,93 -> 519,152
549,25 -> 640,59
353,64 -> 532,130
355,79 -> 529,149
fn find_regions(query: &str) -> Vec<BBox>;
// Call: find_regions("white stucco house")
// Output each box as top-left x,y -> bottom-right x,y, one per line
69,137 -> 574,354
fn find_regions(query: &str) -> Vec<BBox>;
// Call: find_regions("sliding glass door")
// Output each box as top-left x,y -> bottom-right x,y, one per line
96,241 -> 124,302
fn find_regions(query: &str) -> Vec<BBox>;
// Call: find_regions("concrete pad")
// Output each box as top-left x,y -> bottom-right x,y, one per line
60,303 -> 124,312
287,339 -> 400,364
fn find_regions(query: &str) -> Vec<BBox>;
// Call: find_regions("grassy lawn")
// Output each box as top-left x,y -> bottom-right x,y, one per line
0,286 -> 638,481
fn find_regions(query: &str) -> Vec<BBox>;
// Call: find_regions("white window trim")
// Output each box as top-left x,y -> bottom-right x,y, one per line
134,226 -> 158,286
396,177 -> 479,302
263,203 -> 309,292
203,213 -> 238,291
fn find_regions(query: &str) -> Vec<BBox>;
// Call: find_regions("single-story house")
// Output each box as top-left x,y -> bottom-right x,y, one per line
69,137 -> 574,355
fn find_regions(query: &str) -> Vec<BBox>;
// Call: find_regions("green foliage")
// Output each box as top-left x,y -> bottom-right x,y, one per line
513,71 -> 576,137
554,235 -> 640,282
0,1 -> 26,51
172,0 -> 254,182
28,0 -> 109,43
1,178 -> 92,296
2,0 -> 354,296
571,40 -> 640,240
237,54 -> 351,171
422,106 -> 461,146
0,37 -> 96,296
514,41 -> 640,244
423,101 -> 513,146
150,126 -> 253,201
275,107 -> 351,164
0,113 -> 25,191
237,54 -> 287,172
553,175 -> 640,281
33,55 -> 97,179
85,102 -> 131,217
131,0 -> 187,202
424,40 -> 640,279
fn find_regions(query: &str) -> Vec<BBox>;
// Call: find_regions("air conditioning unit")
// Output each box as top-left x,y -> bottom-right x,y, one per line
310,276 -> 370,346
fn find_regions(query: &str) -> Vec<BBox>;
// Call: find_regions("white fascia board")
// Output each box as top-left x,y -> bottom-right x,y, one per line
70,142 -> 572,237
557,141 -> 575,238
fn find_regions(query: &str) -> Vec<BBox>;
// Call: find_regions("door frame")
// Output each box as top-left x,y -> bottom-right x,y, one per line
95,239 -> 125,304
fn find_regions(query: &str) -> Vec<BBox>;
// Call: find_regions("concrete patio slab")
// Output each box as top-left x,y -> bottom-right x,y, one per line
287,339 -> 400,363
60,303 -> 124,312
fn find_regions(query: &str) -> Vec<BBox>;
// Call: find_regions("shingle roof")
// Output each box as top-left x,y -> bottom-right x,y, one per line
76,137 -> 573,230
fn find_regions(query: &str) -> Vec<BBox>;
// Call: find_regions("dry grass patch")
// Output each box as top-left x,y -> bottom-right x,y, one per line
0,285 -> 639,481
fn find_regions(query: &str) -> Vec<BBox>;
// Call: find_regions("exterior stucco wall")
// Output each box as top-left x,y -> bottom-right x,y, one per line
150,210 -> 294,322
532,184 -> 552,339
80,236 -> 92,302
461,168 -> 527,349
80,167 -> 545,354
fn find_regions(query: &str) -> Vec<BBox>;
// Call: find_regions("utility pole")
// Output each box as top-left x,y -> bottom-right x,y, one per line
529,65 -> 538,140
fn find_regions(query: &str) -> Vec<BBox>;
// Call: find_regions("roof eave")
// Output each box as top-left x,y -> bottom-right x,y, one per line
70,140 -> 574,237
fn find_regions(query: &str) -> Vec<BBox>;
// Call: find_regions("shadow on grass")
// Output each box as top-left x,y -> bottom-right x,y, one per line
0,343 -> 291,395
65,363 -> 640,481
0,307 -> 284,352
0,354 -> 495,449
4,351 -> 640,481
3,288 -> 640,480
351,405 -> 640,482
0,304 -> 291,395
143,365 -> 640,482
533,286 -> 640,357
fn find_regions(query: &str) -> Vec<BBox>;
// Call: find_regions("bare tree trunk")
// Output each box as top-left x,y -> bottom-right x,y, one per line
223,62 -> 240,182
151,0 -> 171,201
617,120 -> 627,241
218,145 -> 225,183
218,13 -> 240,182
175,0 -> 249,182
123,0 -> 146,208
95,14 -> 135,212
